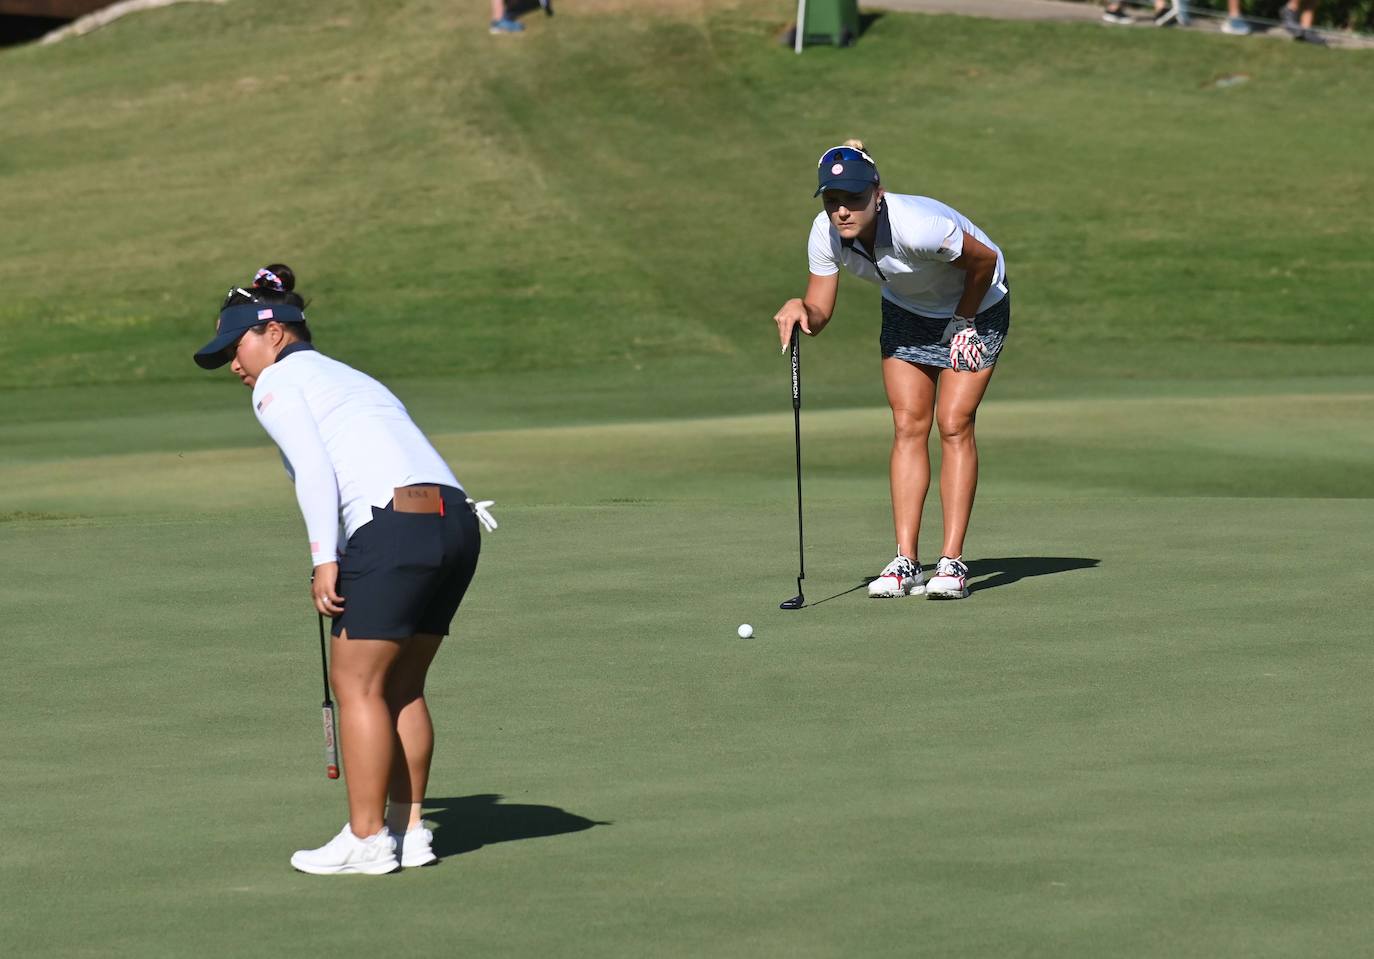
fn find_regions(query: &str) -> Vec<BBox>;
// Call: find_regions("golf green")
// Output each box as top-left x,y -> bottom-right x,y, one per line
3,390 -> 1372,957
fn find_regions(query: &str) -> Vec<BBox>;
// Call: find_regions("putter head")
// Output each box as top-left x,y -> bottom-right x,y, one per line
779,594 -> 805,610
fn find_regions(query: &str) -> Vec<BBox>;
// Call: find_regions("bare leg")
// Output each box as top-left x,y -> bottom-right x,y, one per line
934,365 -> 998,559
330,631 -> 404,838
882,358 -> 938,561
384,634 -> 445,833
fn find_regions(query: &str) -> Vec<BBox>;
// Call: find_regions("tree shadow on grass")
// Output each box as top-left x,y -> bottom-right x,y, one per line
422,794 -> 609,858
965,556 -> 1100,592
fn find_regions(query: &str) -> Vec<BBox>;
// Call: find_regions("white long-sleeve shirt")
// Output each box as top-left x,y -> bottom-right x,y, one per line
807,192 -> 1007,317
250,345 -> 462,567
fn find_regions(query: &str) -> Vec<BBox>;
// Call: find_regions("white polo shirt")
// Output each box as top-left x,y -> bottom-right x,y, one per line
250,345 -> 462,567
807,192 -> 1007,318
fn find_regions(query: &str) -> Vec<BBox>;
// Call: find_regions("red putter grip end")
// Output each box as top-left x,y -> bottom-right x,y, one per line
326,765 -> 340,779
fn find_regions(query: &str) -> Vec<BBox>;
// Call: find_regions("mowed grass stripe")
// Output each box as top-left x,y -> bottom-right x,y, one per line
2,393 -> 1370,524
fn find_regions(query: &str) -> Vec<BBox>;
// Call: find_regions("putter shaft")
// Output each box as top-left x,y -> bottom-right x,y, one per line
782,329 -> 805,610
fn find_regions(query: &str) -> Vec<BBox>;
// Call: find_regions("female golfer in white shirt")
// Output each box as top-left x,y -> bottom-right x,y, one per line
195,265 -> 492,874
773,142 -> 1010,601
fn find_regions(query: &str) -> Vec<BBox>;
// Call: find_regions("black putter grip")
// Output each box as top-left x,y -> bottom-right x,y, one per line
790,327 -> 801,409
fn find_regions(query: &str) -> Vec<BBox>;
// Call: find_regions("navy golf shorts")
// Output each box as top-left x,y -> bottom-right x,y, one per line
879,290 -> 1012,370
332,485 -> 481,640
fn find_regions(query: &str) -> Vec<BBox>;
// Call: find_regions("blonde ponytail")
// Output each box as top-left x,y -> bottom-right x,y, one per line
843,138 -> 868,154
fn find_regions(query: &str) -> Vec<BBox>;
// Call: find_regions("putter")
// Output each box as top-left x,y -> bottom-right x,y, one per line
316,611 -> 340,779
781,327 -> 806,610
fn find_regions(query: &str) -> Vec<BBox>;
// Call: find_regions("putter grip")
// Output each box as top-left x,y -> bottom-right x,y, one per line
322,704 -> 339,779
790,332 -> 801,408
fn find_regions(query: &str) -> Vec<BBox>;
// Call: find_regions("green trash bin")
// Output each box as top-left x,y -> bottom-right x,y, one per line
800,0 -> 860,48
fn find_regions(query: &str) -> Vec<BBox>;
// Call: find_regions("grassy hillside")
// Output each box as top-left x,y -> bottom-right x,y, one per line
1,0 -> 1371,410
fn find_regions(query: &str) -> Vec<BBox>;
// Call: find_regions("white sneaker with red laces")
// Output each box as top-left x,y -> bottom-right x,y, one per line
868,555 -> 925,598
289,824 -> 399,876
925,556 -> 970,600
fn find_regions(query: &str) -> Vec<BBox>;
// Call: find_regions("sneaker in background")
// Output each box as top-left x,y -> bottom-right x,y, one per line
290,824 -> 399,876
1153,3 -> 1180,26
868,555 -> 924,598
1279,4 -> 1302,36
1221,17 -> 1253,35
490,17 -> 525,34
925,556 -> 970,601
1102,5 -> 1133,24
397,824 -> 439,868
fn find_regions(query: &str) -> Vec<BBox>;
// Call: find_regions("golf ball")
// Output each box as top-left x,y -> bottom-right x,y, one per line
737,624 -> 754,639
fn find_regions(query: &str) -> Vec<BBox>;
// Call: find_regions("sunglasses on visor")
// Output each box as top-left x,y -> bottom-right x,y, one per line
817,146 -> 876,168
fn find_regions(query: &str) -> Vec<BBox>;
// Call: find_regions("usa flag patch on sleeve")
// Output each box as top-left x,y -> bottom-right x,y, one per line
256,393 -> 275,412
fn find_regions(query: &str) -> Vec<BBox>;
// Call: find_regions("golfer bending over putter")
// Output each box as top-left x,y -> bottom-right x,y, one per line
773,142 -> 1010,601
195,264 -> 495,874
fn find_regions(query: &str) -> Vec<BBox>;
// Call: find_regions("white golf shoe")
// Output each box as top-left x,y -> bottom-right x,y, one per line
925,556 -> 970,600
397,823 -> 438,868
868,555 -> 924,598
290,824 -> 399,876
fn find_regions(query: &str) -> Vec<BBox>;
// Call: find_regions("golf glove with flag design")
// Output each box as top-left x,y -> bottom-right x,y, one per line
941,315 -> 985,372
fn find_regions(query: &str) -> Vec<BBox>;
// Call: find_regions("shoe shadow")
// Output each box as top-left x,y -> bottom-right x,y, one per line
822,557 -> 1098,604
964,556 -> 1100,592
422,794 -> 609,858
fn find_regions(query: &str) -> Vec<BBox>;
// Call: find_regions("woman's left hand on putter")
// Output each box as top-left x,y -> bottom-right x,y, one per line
312,562 -> 345,617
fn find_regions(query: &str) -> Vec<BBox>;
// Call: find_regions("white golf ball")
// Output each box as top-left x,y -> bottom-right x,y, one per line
737,624 -> 754,639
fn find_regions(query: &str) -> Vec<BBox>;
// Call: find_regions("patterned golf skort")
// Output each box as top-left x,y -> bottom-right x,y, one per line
879,290 -> 1011,371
